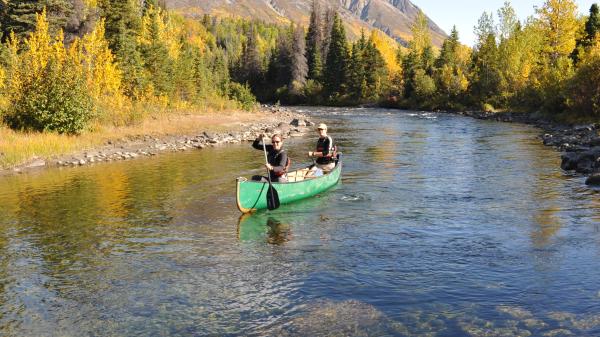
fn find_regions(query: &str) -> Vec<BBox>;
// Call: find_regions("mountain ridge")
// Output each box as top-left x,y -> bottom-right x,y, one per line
164,0 -> 448,47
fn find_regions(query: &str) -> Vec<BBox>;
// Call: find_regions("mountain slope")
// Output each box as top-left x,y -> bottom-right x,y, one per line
164,0 -> 447,47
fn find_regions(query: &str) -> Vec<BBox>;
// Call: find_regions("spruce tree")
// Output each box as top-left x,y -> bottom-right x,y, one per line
98,0 -> 146,98
435,26 -> 460,69
434,26 -> 469,105
364,35 -> 388,99
1,0 -> 72,39
347,31 -> 367,100
98,0 -> 141,53
584,4 -> 600,41
573,4 -> 600,63
305,0 -> 323,80
237,24 -> 265,90
140,7 -> 173,97
267,26 -> 292,89
323,12 -> 349,98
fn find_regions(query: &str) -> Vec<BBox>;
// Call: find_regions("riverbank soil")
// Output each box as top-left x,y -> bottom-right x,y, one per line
0,107 -> 311,176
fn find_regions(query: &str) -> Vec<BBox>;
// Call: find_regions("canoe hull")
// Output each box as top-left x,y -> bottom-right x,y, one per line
236,155 -> 342,213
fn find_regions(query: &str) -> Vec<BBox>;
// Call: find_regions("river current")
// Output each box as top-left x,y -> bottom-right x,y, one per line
1,107 -> 600,336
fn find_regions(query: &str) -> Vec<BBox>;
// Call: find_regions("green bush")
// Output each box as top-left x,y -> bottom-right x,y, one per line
3,60 -> 94,134
413,69 -> 436,102
566,55 -> 600,117
228,82 -> 257,110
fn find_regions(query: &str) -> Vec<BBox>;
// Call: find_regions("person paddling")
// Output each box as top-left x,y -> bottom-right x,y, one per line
308,123 -> 336,172
252,133 -> 289,183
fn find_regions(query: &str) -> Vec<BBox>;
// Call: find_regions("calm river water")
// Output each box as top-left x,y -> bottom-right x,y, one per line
1,107 -> 600,336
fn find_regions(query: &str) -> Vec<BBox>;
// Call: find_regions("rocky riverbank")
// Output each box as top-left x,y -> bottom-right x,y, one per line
2,106 -> 313,177
456,110 -> 600,186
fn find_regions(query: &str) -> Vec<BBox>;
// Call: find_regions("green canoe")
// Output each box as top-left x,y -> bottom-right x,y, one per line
236,154 -> 342,213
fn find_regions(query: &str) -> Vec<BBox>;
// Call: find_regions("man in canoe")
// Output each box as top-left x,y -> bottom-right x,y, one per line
308,123 -> 336,173
252,133 -> 289,183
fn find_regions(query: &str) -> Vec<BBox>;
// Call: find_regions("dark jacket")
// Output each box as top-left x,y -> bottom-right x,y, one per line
316,136 -> 335,165
252,139 -> 289,181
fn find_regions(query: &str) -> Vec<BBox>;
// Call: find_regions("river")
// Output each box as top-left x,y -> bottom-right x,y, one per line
1,107 -> 600,336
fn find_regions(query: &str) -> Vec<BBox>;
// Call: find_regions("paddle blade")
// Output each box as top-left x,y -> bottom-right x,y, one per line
266,184 -> 280,210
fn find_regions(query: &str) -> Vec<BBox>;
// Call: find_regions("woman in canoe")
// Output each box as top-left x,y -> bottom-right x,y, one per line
308,123 -> 336,172
252,133 -> 290,183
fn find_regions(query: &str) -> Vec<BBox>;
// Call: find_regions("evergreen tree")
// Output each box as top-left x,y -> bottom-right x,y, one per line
98,0 -> 141,53
1,0 -> 72,39
434,26 -> 469,106
305,0 -> 323,80
573,4 -> 600,63
208,48 -> 231,96
237,24 -> 265,89
139,6 -> 173,97
323,12 -> 349,98
435,26 -> 460,69
143,0 -> 167,12
267,26 -> 292,89
364,34 -> 388,100
98,0 -> 146,98
347,31 -> 368,100
584,4 -> 600,42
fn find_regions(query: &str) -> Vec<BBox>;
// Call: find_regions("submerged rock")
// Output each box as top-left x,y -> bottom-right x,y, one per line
273,300 -> 408,336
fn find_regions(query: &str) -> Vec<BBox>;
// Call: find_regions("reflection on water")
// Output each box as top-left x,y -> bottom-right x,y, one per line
1,107 -> 600,336
238,214 -> 292,245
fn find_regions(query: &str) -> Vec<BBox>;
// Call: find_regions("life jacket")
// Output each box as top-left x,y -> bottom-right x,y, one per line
317,136 -> 336,163
273,150 -> 291,177
277,157 -> 292,177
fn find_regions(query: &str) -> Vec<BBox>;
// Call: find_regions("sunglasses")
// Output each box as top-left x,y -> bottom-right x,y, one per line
318,128 -> 324,131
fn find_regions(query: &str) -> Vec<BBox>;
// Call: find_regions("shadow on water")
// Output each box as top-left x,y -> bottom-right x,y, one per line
237,213 -> 292,245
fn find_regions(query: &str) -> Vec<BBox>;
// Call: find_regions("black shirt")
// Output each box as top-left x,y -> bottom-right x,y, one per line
252,139 -> 288,180
316,136 -> 334,165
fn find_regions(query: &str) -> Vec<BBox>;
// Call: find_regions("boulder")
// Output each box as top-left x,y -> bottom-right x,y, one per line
576,156 -> 595,173
586,174 -> 600,186
290,118 -> 306,127
561,152 -> 580,171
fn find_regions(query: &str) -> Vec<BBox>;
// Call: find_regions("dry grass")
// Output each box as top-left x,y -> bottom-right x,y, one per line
0,107 -> 267,169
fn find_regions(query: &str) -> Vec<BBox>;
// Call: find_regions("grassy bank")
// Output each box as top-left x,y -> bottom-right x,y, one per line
0,108 -> 268,170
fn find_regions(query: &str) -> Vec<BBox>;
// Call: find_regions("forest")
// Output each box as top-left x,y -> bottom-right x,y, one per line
0,0 -> 600,135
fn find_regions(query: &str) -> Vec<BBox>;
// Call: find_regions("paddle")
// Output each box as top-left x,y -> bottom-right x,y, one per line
262,137 -> 280,210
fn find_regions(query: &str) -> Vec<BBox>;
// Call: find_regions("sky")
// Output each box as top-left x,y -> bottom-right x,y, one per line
414,0 -> 598,47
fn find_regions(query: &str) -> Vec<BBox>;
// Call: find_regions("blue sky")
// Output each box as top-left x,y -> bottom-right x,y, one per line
414,0 -> 598,47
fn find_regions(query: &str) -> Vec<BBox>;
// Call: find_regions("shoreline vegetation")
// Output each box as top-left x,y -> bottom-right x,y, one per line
1,1 -> 600,179
0,105 -> 311,175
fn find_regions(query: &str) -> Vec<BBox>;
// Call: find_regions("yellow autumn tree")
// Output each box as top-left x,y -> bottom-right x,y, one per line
79,19 -> 122,101
536,0 -> 580,62
2,10 -> 94,134
139,5 -> 182,60
369,30 -> 401,75
0,65 -> 6,109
